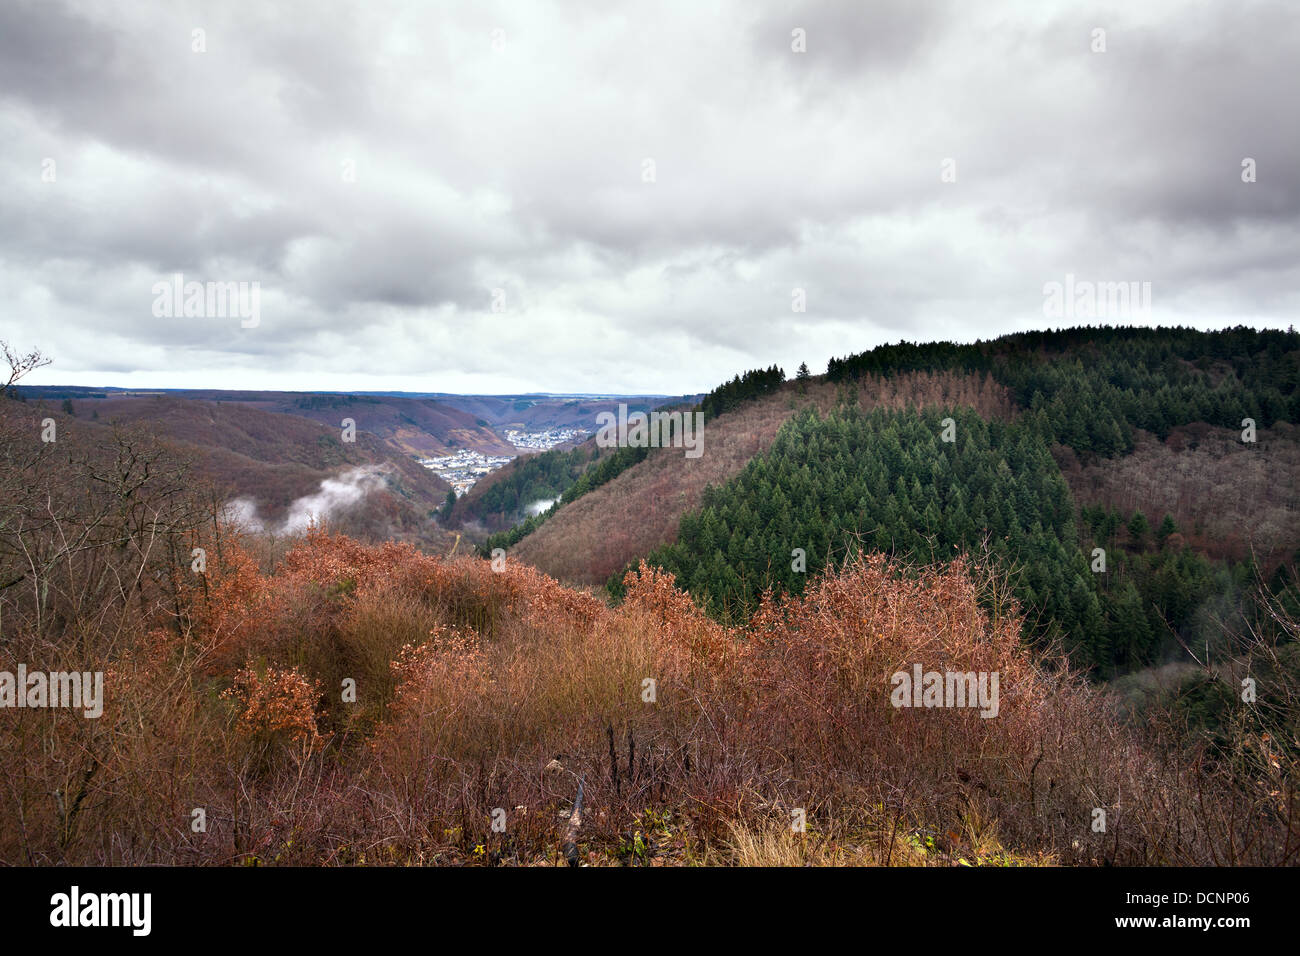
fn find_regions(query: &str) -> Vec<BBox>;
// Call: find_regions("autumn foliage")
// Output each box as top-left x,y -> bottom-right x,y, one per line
2,520 -> 1294,865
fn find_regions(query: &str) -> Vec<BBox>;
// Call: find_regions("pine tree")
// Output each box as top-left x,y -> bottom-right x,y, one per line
1157,513 -> 1177,543
1127,510 -> 1149,547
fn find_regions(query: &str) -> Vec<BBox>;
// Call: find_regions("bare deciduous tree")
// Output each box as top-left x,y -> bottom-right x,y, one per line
1,340 -> 51,397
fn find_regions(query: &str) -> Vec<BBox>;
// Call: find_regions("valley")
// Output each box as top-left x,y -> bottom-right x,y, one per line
3,325 -> 1298,871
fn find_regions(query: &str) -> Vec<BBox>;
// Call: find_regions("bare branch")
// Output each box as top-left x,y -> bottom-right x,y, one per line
1,340 -> 52,397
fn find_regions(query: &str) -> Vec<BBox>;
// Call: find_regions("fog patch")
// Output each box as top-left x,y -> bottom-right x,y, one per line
524,498 -> 556,517
223,466 -> 387,535
222,496 -> 264,532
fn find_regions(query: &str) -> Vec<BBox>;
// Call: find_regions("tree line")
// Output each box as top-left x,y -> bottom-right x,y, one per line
699,365 -> 785,420
828,325 -> 1299,457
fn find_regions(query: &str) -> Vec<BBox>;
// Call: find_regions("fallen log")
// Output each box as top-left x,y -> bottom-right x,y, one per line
560,776 -> 585,867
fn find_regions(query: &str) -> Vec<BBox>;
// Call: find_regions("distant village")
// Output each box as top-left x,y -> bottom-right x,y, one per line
502,426 -> 590,450
419,426 -> 592,495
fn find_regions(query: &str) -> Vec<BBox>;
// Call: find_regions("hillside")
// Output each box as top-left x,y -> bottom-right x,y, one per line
478,326 -> 1300,685
127,390 -> 509,457
1058,421 -> 1300,563
236,392 -> 515,457
447,396 -> 707,538
584,327 -> 1299,680
25,395 -> 455,547
430,393 -> 684,432
507,370 -> 1014,584
24,387 -> 709,458
451,439 -> 601,533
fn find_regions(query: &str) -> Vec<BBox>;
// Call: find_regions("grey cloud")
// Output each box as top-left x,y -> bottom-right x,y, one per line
0,0 -> 1296,395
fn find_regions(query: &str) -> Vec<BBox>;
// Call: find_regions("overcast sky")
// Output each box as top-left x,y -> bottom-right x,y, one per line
2,0 -> 1297,395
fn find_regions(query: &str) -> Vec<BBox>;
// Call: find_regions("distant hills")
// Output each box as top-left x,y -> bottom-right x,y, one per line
4,394 -> 455,545
8,385 -> 692,551
16,386 -> 690,457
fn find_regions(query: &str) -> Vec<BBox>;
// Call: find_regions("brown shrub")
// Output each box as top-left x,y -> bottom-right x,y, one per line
2,529 -> 1294,866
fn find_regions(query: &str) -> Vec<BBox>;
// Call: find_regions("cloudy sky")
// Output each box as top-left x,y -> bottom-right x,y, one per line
2,0 -> 1297,395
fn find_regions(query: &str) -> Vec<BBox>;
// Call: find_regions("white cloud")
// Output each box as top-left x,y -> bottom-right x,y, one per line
2,0 -> 1297,394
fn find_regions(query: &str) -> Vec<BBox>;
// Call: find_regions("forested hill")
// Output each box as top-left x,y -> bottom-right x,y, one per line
829,325 -> 1299,455
606,325 -> 1300,678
